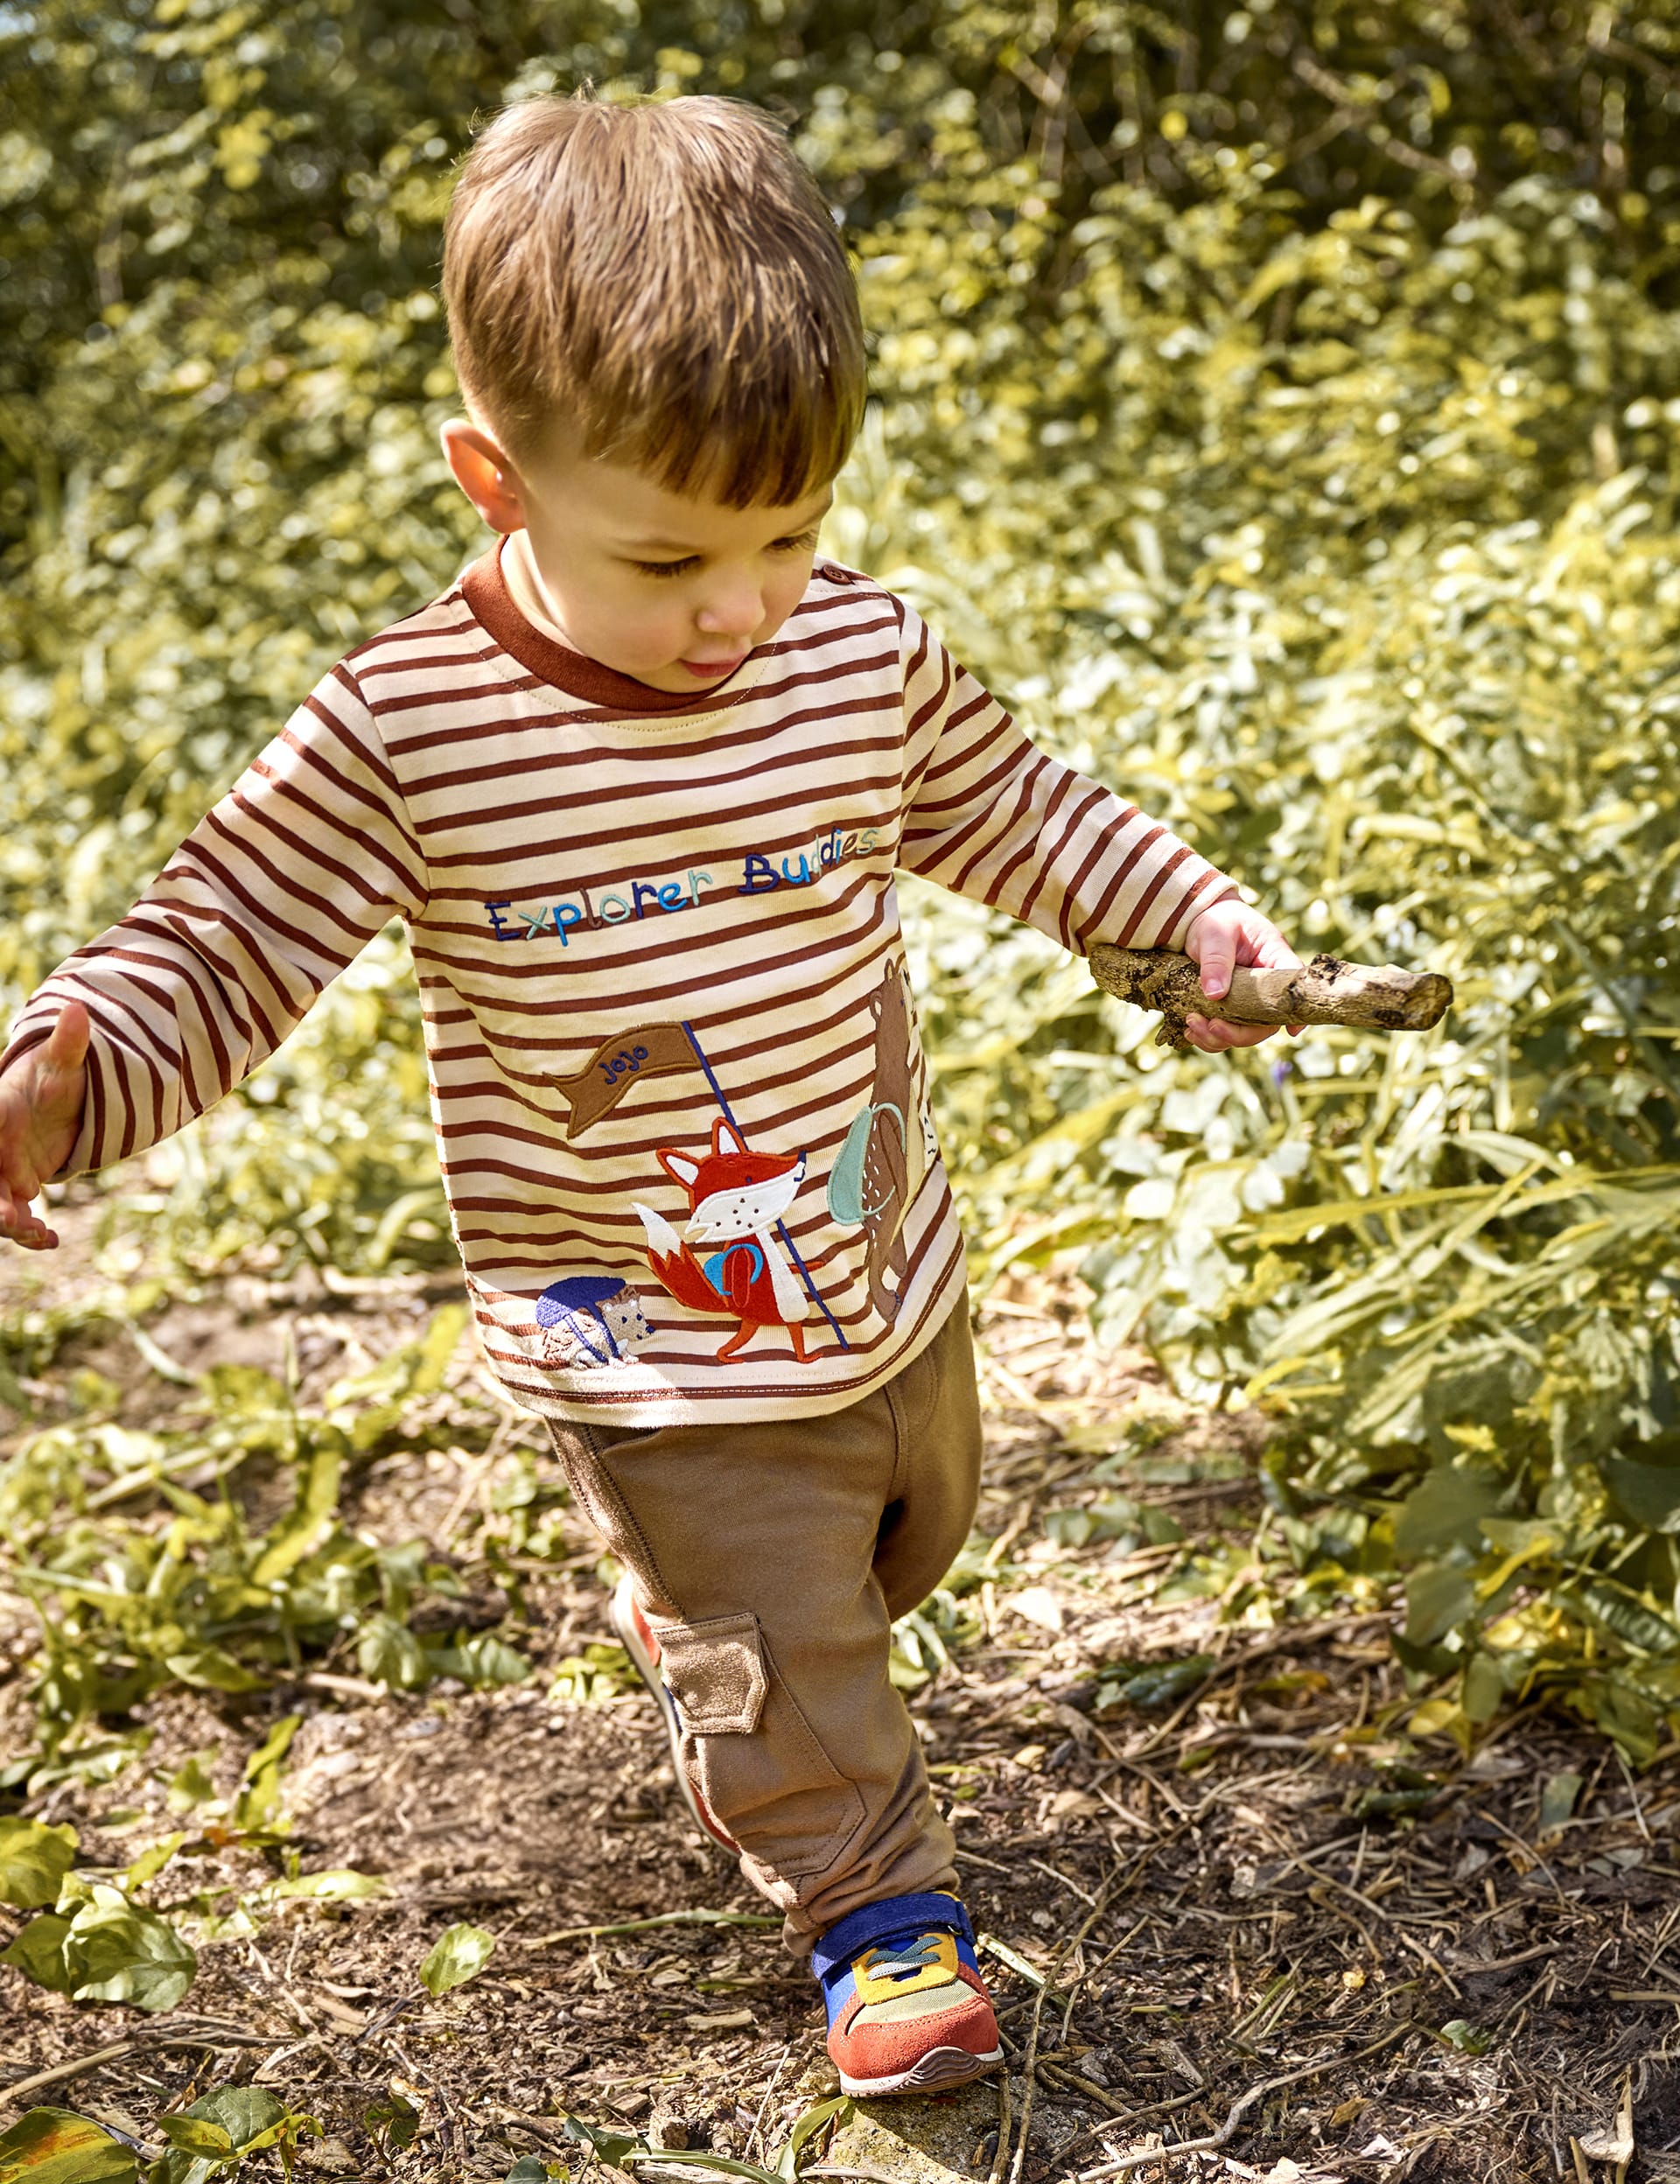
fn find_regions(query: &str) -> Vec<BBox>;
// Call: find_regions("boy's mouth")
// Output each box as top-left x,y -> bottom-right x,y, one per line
679,652 -> 749,680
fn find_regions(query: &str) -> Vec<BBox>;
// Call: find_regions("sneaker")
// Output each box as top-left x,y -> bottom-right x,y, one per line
609,1572 -> 739,1853
813,1892 -> 1003,2097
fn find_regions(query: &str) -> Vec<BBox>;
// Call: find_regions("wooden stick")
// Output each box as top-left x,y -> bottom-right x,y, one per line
1088,946 -> 1452,1050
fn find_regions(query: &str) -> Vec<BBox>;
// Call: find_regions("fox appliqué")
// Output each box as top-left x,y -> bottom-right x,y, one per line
633,1119 -> 813,1362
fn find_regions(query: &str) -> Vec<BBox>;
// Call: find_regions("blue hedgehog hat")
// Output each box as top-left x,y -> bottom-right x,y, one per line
536,1274 -> 634,1366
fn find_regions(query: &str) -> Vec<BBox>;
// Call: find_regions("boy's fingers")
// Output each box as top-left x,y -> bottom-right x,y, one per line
1197,947 -> 1233,1001
43,1000 -> 91,1075
1184,1014 -> 1281,1054
0,1186 -> 57,1250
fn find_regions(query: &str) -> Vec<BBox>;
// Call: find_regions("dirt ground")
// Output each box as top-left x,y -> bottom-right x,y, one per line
4,1195 -> 1680,2183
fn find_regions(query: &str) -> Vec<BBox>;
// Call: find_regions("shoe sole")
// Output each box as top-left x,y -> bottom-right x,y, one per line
608,1576 -> 738,1853
838,2046 -> 1004,2098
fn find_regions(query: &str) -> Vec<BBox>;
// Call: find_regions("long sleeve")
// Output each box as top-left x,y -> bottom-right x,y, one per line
895,604 -> 1238,951
0,660 -> 429,1177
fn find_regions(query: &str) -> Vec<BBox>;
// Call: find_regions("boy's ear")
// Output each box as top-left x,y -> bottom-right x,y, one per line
439,418 -> 528,534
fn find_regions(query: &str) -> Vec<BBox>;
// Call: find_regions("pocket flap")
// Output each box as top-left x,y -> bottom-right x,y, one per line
655,1611 -> 768,1735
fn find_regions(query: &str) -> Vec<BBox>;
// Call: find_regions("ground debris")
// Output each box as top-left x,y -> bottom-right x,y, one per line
4,1236 -> 1680,2182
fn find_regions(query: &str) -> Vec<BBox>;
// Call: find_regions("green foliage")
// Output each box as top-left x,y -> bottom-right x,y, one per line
0,1816 -> 78,1908
0,1306 -> 530,1788
6,1 -> 1680,1746
0,2098 -> 318,2184
0,2110 -> 137,2184
2,1884 -> 197,2012
417,1920 -> 496,1997
153,2088 -> 318,2184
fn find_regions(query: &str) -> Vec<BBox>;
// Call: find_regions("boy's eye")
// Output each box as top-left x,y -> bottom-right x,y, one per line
626,529 -> 821,580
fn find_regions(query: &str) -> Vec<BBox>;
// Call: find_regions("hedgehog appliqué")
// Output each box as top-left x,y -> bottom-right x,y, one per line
532,1274 -> 653,1369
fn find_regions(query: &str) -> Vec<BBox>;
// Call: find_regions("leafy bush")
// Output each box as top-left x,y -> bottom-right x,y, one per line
6,1 -> 1680,1747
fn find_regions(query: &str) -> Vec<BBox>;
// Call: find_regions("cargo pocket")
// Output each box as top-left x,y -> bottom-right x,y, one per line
656,1612 -> 769,1736
654,1611 -> 867,1880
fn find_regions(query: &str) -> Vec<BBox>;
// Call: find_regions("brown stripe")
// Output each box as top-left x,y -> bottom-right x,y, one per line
418,752 -> 897,868
343,599 -> 475,660
906,648 -> 954,743
1073,813 -> 1167,947
1116,844 -> 1220,947
201,805 -> 390,951
985,766 -> 1086,910
1018,781 -> 1111,937
84,940 -> 239,1107
139,904 -> 288,1056
292,696 -> 419,837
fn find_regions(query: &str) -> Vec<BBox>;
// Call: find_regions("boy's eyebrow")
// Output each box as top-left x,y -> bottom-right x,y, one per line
620,496 -> 834,552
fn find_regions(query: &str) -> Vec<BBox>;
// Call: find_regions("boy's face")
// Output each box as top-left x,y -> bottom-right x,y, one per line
442,418 -> 832,695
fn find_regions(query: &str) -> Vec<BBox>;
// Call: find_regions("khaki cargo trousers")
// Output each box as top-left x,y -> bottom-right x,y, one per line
545,1301 -> 983,1951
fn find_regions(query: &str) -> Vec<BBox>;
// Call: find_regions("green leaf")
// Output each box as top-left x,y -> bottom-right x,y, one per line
1436,2019 -> 1490,2054
0,2108 -> 137,2184
63,1891 -> 197,2012
414,1301 -> 468,1392
181,2090 -> 288,2154
418,1921 -> 496,1996
0,1819 -> 78,1909
560,2117 -> 646,2174
122,1832 -> 186,1892
240,1715 -> 302,1785
1576,1582 -> 1680,1657
162,1648 -> 266,1694
504,2162 -> 566,2184
1604,1456 -> 1680,1532
561,2120 -> 782,2184
0,1914 -> 76,1994
1404,1562 -> 1475,1648
357,1614 -> 430,1690
234,1713 -> 302,1833
158,2090 -> 312,2184
250,1440 -> 343,1587
775,2094 -> 852,2180
1460,1651 -> 1503,1725
433,1634 -> 532,1688
1394,1468 -> 1502,1558
1539,1771 -> 1583,1834
166,1756 -> 220,1813
155,2120 -> 234,2160
1101,1655 -> 1214,1708
259,1868 -> 384,1904
363,2097 -> 421,2152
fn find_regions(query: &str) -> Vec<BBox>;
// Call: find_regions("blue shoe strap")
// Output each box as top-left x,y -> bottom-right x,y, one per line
812,1894 -> 976,1987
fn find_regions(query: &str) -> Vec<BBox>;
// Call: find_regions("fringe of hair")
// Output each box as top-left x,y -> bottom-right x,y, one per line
443,92 -> 866,505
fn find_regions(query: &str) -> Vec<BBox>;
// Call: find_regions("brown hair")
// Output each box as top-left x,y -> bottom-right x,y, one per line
442,91 -> 865,506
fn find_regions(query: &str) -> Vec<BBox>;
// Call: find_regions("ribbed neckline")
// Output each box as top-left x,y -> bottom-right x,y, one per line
459,536 -> 765,718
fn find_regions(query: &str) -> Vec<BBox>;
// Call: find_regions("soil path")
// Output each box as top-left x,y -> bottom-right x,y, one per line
3,1197 -> 1678,2182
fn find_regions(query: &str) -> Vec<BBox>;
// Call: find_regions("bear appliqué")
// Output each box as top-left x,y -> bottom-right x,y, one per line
827,960 -> 931,1325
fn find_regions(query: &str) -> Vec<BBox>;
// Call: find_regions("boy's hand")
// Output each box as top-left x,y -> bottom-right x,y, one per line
1180,900 -> 1304,1054
0,1003 -> 90,1250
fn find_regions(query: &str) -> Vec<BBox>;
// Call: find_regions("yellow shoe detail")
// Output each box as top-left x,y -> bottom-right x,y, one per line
853,1930 -> 960,2006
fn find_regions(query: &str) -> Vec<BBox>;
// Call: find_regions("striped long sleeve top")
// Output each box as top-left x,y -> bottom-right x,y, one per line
2,545 -> 1238,1424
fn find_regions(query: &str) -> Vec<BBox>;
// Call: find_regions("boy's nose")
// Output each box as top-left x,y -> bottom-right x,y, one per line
695,582 -> 763,640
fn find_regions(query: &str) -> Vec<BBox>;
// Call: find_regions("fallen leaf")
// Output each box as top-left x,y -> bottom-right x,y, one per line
1009,1586 -> 1065,1633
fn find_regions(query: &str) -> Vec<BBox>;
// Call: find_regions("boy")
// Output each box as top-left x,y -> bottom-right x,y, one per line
0,93 -> 1298,2096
